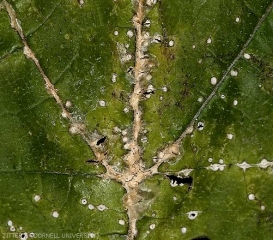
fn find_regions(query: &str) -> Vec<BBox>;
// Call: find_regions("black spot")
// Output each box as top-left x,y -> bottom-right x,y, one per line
167,175 -> 193,190
143,90 -> 154,95
96,136 -> 106,145
192,236 -> 210,240
86,159 -> 99,163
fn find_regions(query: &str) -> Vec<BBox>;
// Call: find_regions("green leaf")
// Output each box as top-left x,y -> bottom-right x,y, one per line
1,0 -> 273,239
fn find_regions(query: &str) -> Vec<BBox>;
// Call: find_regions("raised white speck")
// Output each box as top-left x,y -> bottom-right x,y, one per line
207,38 -> 212,44
192,44 -> 196,49
207,164 -> 226,171
122,137 -> 128,143
236,161 -> 252,171
88,233 -> 96,239
7,220 -> 13,227
10,226 -> 15,232
221,94 -> 225,99
88,204 -> 95,210
173,196 -> 177,201
144,19 -> 151,27
211,77 -> 217,85
169,40 -> 175,47
65,101 -> 72,108
34,195 -> 41,202
208,157 -> 213,163
197,97 -> 203,102
52,211 -> 59,218
261,205 -> 265,211
141,137 -> 148,143
19,227 -> 23,230
112,73 -> 117,83
114,30 -> 119,36
79,0 -> 84,5
126,30 -> 134,38
81,198 -> 88,205
235,17 -> 240,23
159,96 -> 163,101
187,211 -> 199,220
124,107 -> 129,113
181,227 -> 187,234
258,159 -> 273,169
146,74 -> 152,81
248,194 -> 255,200
231,70 -> 238,76
122,130 -> 127,136
99,100 -> 106,107
97,204 -> 108,211
149,224 -> 156,230
227,133 -> 233,139
197,122 -> 204,131
118,219 -> 125,225
170,180 -> 178,187
162,86 -> 168,92
198,59 -> 202,64
233,99 -> 238,106
20,232 -> 28,240
244,53 -> 251,59
69,123 -> 82,135
219,159 -> 224,164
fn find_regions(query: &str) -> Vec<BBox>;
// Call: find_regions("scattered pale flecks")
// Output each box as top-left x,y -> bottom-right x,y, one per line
210,77 -> 217,85
244,53 -> 251,59
88,233 -> 96,239
97,204 -> 108,211
88,204 -> 95,210
112,73 -> 117,83
81,198 -> 88,205
144,19 -> 151,27
227,133 -> 233,139
69,123 -> 83,135
146,0 -> 157,6
236,161 -> 252,171
117,43 -> 132,62
233,99 -> 238,106
149,224 -> 156,230
230,69 -> 238,76
235,17 -> 240,22
126,30 -> 134,38
119,219 -> 125,225
207,37 -> 212,44
169,40 -> 175,47
99,100 -> 106,107
198,97 -> 203,102
114,30 -> 119,36
207,164 -> 225,171
248,194 -> 255,201
208,157 -> 213,163
187,211 -> 199,220
52,211 -> 59,218
181,227 -> 187,234
34,195 -> 41,202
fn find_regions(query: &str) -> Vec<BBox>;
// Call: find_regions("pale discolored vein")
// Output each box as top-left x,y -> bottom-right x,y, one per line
149,0 -> 273,173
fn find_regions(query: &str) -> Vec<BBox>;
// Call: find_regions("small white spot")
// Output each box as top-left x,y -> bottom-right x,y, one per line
219,159 -> 224,164
261,205 -> 265,211
248,194 -> 255,201
124,107 -> 129,113
149,224 -> 156,230
122,130 -> 127,136
159,96 -> 163,101
52,211 -> 59,218
169,40 -> 175,47
162,86 -> 168,92
99,100 -> 106,107
141,137 -> 148,143
88,233 -> 96,239
187,211 -> 199,220
88,204 -> 95,210
19,226 -> 23,230
146,74 -> 152,81
126,30 -> 134,38
208,157 -> 213,163
122,137 -> 128,143
233,99 -> 238,106
198,59 -> 202,64
211,77 -> 217,85
181,227 -> 187,234
192,44 -> 196,49
114,30 -> 119,36
34,195 -> 41,202
146,0 -> 157,6
81,198 -> 88,205
230,70 -> 238,77
144,19 -> 151,27
221,94 -> 225,99
207,37 -> 212,44
10,226 -> 15,232
170,180 -> 178,187
197,122 -> 204,131
197,97 -> 203,102
65,101 -> 72,108
173,196 -> 177,201
7,220 -> 13,227
112,73 -> 117,83
235,17 -> 240,23
97,204 -> 108,211
244,53 -> 251,59
79,0 -> 84,5
227,133 -> 233,139
118,219 -> 125,225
